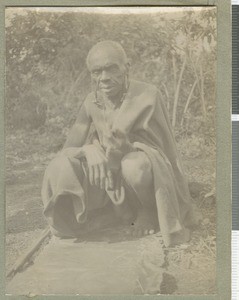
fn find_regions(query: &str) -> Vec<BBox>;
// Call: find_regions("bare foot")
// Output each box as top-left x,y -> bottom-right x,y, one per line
130,207 -> 158,237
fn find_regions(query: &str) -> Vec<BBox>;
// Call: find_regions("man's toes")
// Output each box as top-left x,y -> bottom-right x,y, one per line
143,228 -> 155,236
130,228 -> 156,237
149,229 -> 155,235
128,225 -> 156,237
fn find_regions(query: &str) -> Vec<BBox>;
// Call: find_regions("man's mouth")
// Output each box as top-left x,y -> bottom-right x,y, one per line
99,85 -> 115,92
100,85 -> 113,89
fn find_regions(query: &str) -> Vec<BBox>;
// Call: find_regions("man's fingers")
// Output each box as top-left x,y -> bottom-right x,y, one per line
107,170 -> 114,190
100,176 -> 106,190
93,165 -> 100,187
88,166 -> 94,186
81,160 -> 88,177
115,176 -> 122,197
99,163 -> 106,190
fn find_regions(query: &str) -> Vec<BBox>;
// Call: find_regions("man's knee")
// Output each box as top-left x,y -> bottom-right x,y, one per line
46,155 -> 71,174
45,154 -> 83,179
121,151 -> 152,188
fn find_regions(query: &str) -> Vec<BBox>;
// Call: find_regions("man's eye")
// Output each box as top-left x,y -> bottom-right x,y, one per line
107,65 -> 118,73
92,70 -> 100,76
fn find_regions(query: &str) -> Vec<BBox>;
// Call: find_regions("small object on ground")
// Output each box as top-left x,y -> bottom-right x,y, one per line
6,227 -> 51,279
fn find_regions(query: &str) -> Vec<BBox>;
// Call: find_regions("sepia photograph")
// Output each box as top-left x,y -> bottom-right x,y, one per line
5,6 -> 217,295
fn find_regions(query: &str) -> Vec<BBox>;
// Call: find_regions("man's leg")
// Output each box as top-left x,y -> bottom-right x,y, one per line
41,155 -> 108,238
120,151 -> 159,236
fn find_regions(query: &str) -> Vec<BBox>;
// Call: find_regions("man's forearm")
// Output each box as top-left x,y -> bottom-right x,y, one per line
61,146 -> 86,159
63,124 -> 88,148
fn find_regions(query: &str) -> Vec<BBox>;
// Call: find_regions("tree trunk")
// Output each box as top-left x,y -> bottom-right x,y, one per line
180,78 -> 197,126
172,55 -> 187,128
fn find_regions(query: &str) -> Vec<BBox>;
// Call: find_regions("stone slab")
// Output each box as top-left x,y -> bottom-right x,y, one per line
6,229 -> 165,295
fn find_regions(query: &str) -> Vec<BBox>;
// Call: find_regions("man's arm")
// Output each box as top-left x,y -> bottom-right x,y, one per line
61,101 -> 109,189
63,102 -> 91,149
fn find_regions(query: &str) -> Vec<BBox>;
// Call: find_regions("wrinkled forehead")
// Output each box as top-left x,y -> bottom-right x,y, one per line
87,46 -> 126,71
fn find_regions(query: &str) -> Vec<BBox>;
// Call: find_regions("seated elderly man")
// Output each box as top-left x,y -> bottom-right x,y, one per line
42,40 -> 196,247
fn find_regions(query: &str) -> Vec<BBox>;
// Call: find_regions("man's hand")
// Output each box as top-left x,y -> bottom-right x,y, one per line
61,147 -> 84,159
105,130 -> 134,170
82,144 -> 112,190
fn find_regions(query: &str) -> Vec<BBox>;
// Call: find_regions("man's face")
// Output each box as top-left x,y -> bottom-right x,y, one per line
88,47 -> 128,99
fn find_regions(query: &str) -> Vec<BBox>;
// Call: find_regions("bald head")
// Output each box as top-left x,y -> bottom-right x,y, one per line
86,41 -> 130,100
86,40 -> 128,71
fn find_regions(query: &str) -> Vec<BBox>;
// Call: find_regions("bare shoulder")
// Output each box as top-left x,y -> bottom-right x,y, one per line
79,91 -> 96,116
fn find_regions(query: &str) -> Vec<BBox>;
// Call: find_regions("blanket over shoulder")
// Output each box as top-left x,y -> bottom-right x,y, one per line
85,80 -> 196,246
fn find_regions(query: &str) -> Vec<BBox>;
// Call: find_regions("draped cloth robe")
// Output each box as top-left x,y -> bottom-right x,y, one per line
42,80 -> 196,247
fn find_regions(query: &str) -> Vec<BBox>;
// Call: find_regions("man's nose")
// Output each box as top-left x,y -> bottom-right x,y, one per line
100,70 -> 110,81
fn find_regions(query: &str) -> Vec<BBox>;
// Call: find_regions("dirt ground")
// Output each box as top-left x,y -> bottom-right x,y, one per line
5,129 -> 216,295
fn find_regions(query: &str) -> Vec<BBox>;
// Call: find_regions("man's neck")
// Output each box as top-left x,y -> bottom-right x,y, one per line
105,81 -> 129,105
94,81 -> 129,108
106,90 -> 124,104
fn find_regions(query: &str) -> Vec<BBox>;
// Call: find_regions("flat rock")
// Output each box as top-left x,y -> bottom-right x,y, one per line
6,228 -> 167,295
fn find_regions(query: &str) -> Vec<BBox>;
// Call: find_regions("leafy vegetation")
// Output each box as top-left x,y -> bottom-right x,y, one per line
6,8 -> 216,154
5,9 -> 217,292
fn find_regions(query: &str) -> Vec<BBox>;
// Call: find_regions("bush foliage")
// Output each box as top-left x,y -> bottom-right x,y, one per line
6,8 -> 216,154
